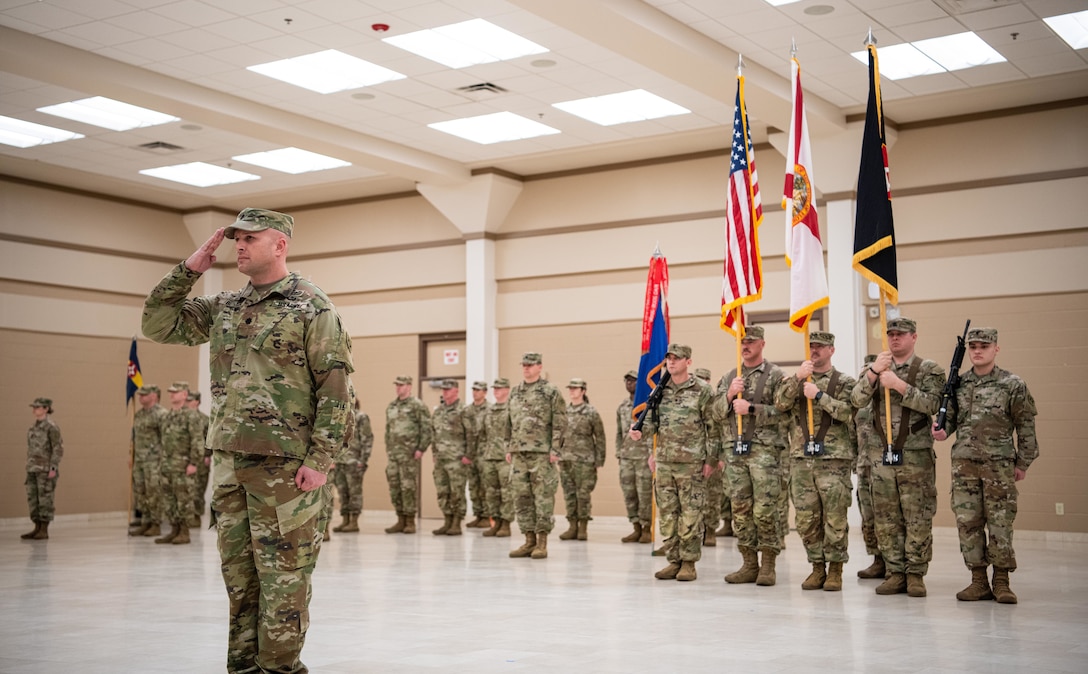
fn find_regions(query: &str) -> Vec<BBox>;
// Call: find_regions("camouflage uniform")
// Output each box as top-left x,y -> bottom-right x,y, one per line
508,377 -> 566,535
479,395 -> 514,523
333,411 -> 373,516
462,391 -> 490,521
385,393 -> 432,518
616,395 -> 653,528
191,404 -> 211,519
26,408 -> 63,523
430,393 -> 475,522
854,363 -> 882,559
160,397 -> 205,524
133,400 -> 168,526
944,361 -> 1038,571
851,346 -> 944,578
560,399 -> 606,521
777,366 -> 858,566
143,209 -> 353,674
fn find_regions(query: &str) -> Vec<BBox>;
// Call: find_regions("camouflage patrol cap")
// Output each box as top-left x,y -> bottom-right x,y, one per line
694,367 -> 711,381
393,375 -> 413,385
741,325 -> 765,341
30,397 -> 53,409
521,352 -> 542,365
492,378 -> 511,389
809,331 -> 835,346
149,385 -> 161,395
666,343 -> 692,359
886,317 -> 917,333
224,208 -> 294,240
624,370 -> 638,380
440,379 -> 459,389
567,378 -> 587,389
967,327 -> 998,344
472,381 -> 488,391
167,381 -> 190,392
187,391 -> 202,402
136,386 -> 154,396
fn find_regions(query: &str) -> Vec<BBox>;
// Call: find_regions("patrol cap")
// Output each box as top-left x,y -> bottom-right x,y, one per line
809,331 -> 835,346
187,391 -> 202,402
167,381 -> 190,392
624,370 -> 638,380
741,325 -> 765,341
967,327 -> 998,344
492,378 -> 510,389
694,367 -> 711,381
472,381 -> 488,391
136,386 -> 154,396
30,397 -> 53,410
521,352 -> 542,365
567,378 -> 587,389
440,379 -> 459,389
666,343 -> 692,359
886,317 -> 917,333
224,208 -> 294,239
393,375 -> 413,385
149,386 -> 161,395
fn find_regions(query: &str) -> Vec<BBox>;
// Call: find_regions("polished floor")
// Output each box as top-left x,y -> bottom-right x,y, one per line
1,511 -> 1086,674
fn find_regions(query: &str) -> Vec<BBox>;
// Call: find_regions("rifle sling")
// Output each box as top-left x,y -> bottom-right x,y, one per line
742,366 -> 772,444
872,356 -> 925,451
803,369 -> 841,445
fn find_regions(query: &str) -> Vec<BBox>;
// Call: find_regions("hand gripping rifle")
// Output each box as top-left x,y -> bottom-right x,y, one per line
934,319 -> 970,432
631,370 -> 672,432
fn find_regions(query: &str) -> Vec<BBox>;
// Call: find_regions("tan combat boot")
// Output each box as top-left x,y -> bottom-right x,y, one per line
333,514 -> 351,533
32,521 -> 50,540
558,518 -> 578,540
510,532 -> 537,558
466,515 -> 483,528
402,514 -> 417,534
432,516 -> 452,536
143,523 -> 161,537
703,527 -> 716,547
857,555 -> 886,579
482,518 -> 500,537
621,522 -> 642,543
655,561 -> 682,580
992,568 -> 1017,604
716,519 -> 734,537
906,573 -> 927,597
446,519 -> 463,536
639,525 -> 653,545
725,546 -> 760,584
323,525 -> 331,541
154,522 -> 179,544
385,515 -> 406,534
495,519 -> 511,537
824,562 -> 844,592
576,520 -> 588,541
171,523 -> 191,545
21,521 -> 41,540
186,514 -> 200,529
129,522 -> 152,537
756,548 -> 778,586
876,572 -> 907,595
341,514 -> 360,533
676,561 -> 697,582
530,532 -> 549,559
957,566 -> 994,601
802,562 -> 827,590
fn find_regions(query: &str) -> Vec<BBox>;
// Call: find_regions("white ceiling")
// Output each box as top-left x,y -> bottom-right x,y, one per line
1,0 -> 1085,211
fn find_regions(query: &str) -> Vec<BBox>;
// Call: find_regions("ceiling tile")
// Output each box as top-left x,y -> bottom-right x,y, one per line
954,3 -> 1038,30
866,1 -> 949,27
2,1 -> 89,30
104,10 -> 189,36
149,0 -> 237,28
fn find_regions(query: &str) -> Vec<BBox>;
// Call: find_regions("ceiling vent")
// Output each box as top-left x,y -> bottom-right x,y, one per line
136,141 -> 185,154
456,82 -> 508,100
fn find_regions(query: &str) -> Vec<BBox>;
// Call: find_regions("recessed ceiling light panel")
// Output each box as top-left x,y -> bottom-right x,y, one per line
232,147 -> 350,174
38,97 -> 178,131
0,115 -> 84,148
429,111 -> 559,144
912,31 -> 1006,70
139,162 -> 260,187
248,50 -> 405,94
384,19 -> 548,69
553,89 -> 690,126
1044,10 -> 1088,50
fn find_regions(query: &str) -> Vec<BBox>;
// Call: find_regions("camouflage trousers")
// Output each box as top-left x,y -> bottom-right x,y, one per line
777,447 -> 791,545
211,450 -> 327,674
871,449 -> 937,575
332,463 -> 365,515
856,459 -> 880,556
433,458 -> 468,520
480,458 -> 514,521
726,443 -> 782,553
468,457 -> 485,518
559,460 -> 598,520
618,457 -> 653,526
952,458 -> 1018,570
703,464 -> 724,531
385,455 -> 420,516
510,452 -> 559,534
655,461 -> 707,563
25,470 -> 58,522
193,453 -> 211,519
790,458 -> 853,564
720,480 -> 732,525
132,454 -> 162,524
161,464 -> 194,523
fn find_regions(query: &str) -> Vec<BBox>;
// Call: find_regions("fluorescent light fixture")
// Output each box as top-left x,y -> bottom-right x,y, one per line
383,18 -> 547,68
233,147 -> 351,174
0,115 -> 84,148
553,89 -> 690,126
1044,10 -> 1088,50
429,111 -> 559,144
37,97 -> 178,131
248,50 -> 405,94
140,162 -> 260,187
913,31 -> 1006,70
852,43 -> 944,80
764,0 -> 802,5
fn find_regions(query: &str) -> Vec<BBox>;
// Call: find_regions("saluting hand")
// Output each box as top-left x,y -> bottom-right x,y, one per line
185,228 -> 226,273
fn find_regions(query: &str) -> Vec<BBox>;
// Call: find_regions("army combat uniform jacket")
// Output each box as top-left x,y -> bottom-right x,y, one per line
944,365 -> 1038,470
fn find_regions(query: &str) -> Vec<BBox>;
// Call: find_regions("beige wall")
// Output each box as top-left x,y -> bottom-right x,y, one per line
1,101 -> 1085,531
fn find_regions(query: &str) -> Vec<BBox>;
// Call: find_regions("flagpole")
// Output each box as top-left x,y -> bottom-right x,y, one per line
878,289 -> 893,443
804,329 -> 815,437
734,308 -> 744,438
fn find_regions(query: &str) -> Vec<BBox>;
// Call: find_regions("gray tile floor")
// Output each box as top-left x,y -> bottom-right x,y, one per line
1,512 -> 1086,673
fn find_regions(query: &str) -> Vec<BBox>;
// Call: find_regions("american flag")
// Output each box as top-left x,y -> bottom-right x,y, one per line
720,77 -> 763,337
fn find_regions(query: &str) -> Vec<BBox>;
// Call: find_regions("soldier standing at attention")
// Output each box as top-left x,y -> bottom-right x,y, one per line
331,399 -> 374,534
507,352 -> 567,560
187,390 -> 211,528
558,378 -> 606,542
851,317 -> 945,598
630,344 -> 718,581
776,332 -> 858,591
143,208 -> 353,674
384,376 -> 432,535
429,380 -> 475,536
462,381 -> 491,529
616,371 -> 653,544
718,326 -> 789,586
130,386 -> 167,537
479,378 -> 514,537
22,397 -> 63,541
157,381 -> 204,545
694,367 -> 724,548
854,354 -> 885,580
932,327 -> 1038,604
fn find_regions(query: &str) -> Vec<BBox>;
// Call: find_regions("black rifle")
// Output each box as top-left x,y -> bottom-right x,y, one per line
631,370 -> 671,433
934,319 -> 971,432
